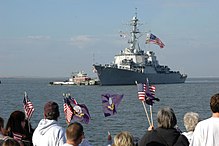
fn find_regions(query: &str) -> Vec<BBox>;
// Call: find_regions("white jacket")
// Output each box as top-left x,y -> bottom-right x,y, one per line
32,119 -> 66,146
190,117 -> 219,146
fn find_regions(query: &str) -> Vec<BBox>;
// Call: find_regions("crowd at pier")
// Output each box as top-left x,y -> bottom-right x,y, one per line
0,93 -> 219,146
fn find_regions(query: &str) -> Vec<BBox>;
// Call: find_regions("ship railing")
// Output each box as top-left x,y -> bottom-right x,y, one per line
104,64 -> 117,68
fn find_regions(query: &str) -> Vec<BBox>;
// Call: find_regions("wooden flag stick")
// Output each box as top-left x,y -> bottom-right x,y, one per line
142,101 -> 152,126
150,105 -> 153,126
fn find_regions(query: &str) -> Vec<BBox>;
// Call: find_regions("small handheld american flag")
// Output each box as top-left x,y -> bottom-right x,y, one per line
23,92 -> 34,120
63,96 -> 74,124
137,83 -> 146,101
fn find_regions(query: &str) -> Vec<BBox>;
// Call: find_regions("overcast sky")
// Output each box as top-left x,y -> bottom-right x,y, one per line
0,0 -> 218,78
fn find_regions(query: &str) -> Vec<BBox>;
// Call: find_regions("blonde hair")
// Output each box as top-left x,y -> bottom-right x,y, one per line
183,112 -> 199,132
114,131 -> 134,146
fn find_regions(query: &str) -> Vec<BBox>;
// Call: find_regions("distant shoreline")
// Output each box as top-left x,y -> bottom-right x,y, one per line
1,76 -> 219,79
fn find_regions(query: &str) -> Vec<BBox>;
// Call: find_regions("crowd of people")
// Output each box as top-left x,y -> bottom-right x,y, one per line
0,93 -> 219,146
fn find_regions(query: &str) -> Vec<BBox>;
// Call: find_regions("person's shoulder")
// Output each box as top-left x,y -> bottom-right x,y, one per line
174,134 -> 189,146
196,117 -> 213,126
52,124 -> 65,133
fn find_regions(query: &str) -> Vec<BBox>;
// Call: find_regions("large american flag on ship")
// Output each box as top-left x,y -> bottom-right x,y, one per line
23,92 -> 34,120
146,33 -> 165,48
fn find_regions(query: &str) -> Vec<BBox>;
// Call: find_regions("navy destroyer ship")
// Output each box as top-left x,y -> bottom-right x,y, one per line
93,13 -> 187,86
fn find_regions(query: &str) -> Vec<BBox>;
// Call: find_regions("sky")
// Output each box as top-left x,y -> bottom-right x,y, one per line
0,0 -> 218,78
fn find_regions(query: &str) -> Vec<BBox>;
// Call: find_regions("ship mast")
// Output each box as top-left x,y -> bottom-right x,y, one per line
129,11 -> 140,52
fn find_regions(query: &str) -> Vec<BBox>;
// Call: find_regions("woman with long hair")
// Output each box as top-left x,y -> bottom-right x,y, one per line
6,110 -> 33,146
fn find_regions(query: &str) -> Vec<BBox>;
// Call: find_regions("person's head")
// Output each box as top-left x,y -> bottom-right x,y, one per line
183,112 -> 199,132
44,101 -> 60,120
6,111 -> 26,134
66,122 -> 84,146
157,107 -> 177,129
210,93 -> 219,113
113,131 -> 134,146
2,138 -> 20,146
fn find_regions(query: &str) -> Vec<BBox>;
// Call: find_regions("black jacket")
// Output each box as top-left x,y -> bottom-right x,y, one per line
138,128 -> 189,146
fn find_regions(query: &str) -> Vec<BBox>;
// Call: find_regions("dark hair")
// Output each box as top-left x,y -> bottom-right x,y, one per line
157,107 -> 177,128
6,111 -> 26,135
66,122 -> 83,141
210,93 -> 219,113
44,101 -> 60,120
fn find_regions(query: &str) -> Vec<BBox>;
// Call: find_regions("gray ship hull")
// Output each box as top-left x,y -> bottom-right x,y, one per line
94,65 -> 187,85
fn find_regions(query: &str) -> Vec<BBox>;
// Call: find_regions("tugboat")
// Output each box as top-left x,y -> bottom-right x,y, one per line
72,71 -> 95,85
49,71 -> 99,85
93,12 -> 187,85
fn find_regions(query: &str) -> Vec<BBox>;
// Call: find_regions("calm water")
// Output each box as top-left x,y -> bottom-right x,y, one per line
0,77 -> 219,145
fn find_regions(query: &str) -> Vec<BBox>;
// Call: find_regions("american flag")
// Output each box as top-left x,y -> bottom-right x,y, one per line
23,92 -> 34,120
146,33 -> 165,48
137,83 -> 146,101
137,79 -> 159,105
145,79 -> 159,105
63,97 -> 74,124
149,85 -> 156,96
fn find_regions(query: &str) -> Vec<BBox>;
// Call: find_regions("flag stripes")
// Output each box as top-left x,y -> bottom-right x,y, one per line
63,98 -> 74,124
138,91 -> 146,101
146,33 -> 165,48
23,92 -> 34,120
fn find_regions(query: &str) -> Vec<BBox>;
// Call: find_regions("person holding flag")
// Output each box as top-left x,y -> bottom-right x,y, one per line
6,110 -> 33,146
138,107 -> 189,146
